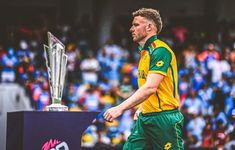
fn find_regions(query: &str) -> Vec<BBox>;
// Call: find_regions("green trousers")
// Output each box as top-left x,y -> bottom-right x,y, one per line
123,109 -> 184,150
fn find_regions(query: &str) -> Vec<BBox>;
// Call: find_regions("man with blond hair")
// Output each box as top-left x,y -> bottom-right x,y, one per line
104,8 -> 184,149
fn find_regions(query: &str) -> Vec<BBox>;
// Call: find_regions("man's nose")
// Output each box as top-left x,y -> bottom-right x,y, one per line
129,27 -> 133,32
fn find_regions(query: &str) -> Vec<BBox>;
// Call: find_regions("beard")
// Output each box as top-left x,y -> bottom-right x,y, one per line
132,31 -> 147,43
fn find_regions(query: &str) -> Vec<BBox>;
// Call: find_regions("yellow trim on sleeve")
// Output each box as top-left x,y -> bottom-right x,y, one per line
148,70 -> 167,76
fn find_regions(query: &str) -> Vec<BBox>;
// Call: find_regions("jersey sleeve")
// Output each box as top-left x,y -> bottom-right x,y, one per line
149,47 -> 172,76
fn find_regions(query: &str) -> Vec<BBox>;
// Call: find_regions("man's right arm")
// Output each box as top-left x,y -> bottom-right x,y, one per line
103,73 -> 164,122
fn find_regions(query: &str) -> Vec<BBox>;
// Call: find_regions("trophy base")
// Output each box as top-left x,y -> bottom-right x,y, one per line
46,104 -> 68,111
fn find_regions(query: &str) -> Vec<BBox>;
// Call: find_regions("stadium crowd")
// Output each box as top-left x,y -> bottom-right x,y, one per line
0,15 -> 235,149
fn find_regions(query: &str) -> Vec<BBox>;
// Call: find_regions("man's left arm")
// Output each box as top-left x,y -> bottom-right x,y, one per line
103,73 -> 164,122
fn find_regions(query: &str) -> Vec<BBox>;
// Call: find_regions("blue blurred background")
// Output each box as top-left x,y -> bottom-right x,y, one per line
0,0 -> 235,149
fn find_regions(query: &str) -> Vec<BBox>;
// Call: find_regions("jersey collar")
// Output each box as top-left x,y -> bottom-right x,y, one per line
138,35 -> 158,53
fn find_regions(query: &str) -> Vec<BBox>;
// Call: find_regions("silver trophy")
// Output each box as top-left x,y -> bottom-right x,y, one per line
44,32 -> 68,111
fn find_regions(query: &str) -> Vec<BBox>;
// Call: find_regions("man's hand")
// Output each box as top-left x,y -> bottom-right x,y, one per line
133,107 -> 142,120
103,106 -> 124,122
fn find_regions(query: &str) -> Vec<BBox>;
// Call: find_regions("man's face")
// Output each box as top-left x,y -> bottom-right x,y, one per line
208,43 -> 215,51
130,16 -> 148,43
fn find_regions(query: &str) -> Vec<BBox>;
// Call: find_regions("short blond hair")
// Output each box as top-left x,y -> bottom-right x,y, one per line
132,8 -> 163,34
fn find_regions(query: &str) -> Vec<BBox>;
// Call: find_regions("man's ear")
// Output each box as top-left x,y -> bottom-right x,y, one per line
146,24 -> 152,31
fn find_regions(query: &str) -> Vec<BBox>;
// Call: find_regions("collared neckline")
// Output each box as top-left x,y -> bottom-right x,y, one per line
138,35 -> 158,53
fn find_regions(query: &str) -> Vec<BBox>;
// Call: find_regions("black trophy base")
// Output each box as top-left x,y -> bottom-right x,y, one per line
6,111 -> 99,150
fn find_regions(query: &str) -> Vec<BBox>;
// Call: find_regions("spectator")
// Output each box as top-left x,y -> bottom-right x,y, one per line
81,85 -> 100,111
183,90 -> 205,116
214,119 -> 228,149
1,48 -> 18,82
224,131 -> 235,150
198,83 -> 214,115
186,107 -> 206,145
66,43 -> 80,82
201,122 -> 214,148
80,51 -> 100,85
64,83 -> 79,108
181,44 -> 198,69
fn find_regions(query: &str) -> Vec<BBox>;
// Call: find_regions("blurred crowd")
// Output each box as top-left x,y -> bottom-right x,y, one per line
0,15 -> 235,149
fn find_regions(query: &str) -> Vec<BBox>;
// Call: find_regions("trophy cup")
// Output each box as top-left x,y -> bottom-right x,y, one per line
44,32 -> 68,111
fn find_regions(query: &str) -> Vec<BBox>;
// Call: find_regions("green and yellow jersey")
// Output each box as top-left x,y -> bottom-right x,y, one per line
138,35 -> 179,113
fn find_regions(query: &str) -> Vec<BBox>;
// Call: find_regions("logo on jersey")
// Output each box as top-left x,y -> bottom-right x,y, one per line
164,142 -> 172,150
138,70 -> 146,79
156,60 -> 164,67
